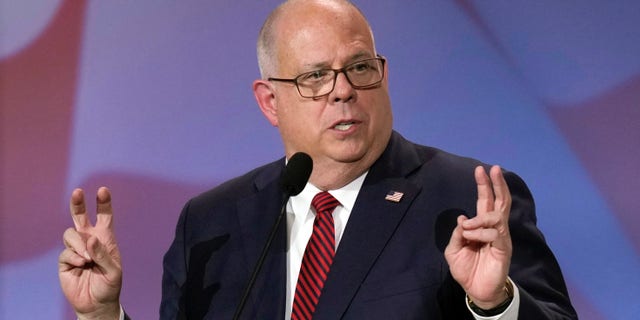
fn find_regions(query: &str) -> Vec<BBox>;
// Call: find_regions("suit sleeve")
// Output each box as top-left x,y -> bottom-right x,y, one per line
160,200 -> 191,320
503,171 -> 577,319
436,169 -> 577,319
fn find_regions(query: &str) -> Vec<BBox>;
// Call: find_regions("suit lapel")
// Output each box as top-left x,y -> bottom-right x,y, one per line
235,159 -> 288,319
313,132 -> 427,319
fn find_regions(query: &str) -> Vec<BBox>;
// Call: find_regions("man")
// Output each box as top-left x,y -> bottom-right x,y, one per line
59,0 -> 578,319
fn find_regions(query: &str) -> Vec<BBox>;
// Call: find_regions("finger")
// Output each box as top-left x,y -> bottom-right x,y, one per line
63,228 -> 91,261
462,227 -> 499,243
95,187 -> 114,229
58,247 -> 88,271
86,236 -> 120,278
475,166 -> 494,215
489,166 -> 511,215
70,188 -> 91,231
462,213 -> 501,230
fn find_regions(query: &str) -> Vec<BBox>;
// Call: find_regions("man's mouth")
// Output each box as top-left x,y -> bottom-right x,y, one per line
334,122 -> 355,131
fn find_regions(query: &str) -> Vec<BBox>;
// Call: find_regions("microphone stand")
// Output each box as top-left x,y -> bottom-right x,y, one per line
232,193 -> 289,320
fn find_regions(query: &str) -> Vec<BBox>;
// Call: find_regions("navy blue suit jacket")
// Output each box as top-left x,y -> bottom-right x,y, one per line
159,131 -> 577,319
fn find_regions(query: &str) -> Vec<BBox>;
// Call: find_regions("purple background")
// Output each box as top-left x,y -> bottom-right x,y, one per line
1,1 -> 638,319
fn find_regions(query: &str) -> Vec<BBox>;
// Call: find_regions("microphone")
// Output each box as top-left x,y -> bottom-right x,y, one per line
280,152 -> 313,197
232,152 -> 313,320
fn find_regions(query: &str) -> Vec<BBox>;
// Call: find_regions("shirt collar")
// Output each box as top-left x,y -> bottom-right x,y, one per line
290,171 -> 368,216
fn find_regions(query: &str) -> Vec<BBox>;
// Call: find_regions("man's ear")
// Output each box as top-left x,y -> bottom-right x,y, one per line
253,79 -> 278,126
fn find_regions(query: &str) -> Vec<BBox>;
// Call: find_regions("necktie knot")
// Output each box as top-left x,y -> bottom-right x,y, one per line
311,191 -> 340,216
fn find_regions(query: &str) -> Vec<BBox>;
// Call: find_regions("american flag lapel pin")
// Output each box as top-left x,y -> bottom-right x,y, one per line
385,190 -> 404,203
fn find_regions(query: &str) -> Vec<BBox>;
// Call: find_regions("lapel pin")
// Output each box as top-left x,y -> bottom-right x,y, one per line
385,190 -> 403,203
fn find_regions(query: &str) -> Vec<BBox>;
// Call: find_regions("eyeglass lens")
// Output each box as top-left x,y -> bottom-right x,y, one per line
297,58 -> 384,98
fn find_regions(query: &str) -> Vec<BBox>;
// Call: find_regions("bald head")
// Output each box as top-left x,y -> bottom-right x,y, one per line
256,0 -> 375,78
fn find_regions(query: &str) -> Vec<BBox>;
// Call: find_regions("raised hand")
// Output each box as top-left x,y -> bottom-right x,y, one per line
58,187 -> 122,319
444,165 -> 513,309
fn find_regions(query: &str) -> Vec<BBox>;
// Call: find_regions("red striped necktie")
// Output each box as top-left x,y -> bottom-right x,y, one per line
291,191 -> 340,320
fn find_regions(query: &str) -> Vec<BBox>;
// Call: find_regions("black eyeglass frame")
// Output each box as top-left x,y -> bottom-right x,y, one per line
267,55 -> 386,99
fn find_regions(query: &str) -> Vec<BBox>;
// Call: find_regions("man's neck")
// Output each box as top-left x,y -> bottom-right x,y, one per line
308,158 -> 372,190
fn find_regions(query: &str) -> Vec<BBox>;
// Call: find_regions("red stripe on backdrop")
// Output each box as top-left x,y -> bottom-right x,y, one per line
0,0 -> 87,261
546,74 -> 640,253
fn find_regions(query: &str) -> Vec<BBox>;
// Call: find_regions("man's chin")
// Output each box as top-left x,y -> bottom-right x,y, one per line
329,148 -> 369,164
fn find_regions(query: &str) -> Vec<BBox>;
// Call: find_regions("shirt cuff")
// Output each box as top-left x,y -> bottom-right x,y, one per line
76,305 -> 125,320
467,278 -> 520,320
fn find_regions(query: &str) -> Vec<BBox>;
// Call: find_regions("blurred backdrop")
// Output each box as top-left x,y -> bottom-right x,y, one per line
1,0 -> 638,319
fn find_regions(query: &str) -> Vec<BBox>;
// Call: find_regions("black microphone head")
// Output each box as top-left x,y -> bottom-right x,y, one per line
280,152 -> 313,196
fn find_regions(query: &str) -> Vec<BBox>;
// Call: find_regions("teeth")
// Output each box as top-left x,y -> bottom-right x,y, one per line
334,122 -> 353,131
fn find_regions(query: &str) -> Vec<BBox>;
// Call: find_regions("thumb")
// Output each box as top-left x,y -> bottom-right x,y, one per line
86,236 -> 120,279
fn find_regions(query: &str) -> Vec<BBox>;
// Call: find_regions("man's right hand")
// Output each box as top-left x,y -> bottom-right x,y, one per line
58,187 -> 123,320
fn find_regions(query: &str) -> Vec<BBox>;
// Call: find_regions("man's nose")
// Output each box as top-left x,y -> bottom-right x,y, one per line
330,71 -> 355,103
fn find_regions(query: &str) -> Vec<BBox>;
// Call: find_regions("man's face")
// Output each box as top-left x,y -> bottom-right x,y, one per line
266,3 -> 393,176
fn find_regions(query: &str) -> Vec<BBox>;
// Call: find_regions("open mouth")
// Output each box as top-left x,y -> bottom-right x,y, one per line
334,121 -> 355,131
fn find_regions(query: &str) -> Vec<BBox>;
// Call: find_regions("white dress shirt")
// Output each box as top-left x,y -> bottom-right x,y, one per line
284,172 -> 368,319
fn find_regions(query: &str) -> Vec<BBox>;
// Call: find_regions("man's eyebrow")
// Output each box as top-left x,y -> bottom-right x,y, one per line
301,59 -> 338,71
303,61 -> 331,70
299,52 -> 375,72
348,52 -> 373,62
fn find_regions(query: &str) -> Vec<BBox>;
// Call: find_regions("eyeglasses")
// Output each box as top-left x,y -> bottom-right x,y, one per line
268,56 -> 386,99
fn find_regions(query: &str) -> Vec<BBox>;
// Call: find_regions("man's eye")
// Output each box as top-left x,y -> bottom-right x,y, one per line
350,62 -> 373,73
300,70 -> 330,82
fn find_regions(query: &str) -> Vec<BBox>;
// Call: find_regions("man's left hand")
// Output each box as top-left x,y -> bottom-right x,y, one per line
445,165 -> 513,309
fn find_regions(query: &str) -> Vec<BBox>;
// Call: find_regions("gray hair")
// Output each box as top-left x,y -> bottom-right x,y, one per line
256,0 -> 372,79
